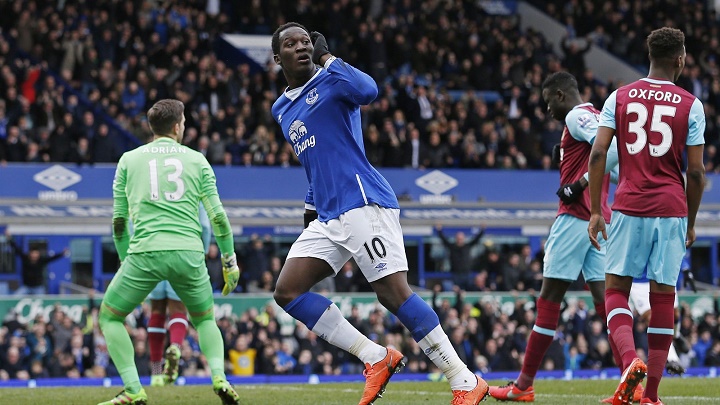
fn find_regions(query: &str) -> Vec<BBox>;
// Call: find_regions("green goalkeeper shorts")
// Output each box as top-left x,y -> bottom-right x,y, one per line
103,250 -> 214,318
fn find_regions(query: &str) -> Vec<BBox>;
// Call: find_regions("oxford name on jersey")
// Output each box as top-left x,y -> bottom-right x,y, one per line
271,57 -> 398,222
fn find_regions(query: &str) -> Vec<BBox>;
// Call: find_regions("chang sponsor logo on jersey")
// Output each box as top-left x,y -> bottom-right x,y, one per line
289,120 -> 307,143
289,120 -> 316,156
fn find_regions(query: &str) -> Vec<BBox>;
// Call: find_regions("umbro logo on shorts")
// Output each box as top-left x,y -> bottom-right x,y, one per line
375,263 -> 387,272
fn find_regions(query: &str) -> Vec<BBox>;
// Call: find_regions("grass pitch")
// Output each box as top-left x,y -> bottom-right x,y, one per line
0,378 -> 716,404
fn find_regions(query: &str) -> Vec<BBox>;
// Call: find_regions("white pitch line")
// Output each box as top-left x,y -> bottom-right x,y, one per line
240,385 -> 719,402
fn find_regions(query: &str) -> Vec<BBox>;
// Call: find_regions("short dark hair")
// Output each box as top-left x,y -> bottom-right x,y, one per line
271,22 -> 309,55
147,99 -> 184,136
541,71 -> 578,93
647,27 -> 685,61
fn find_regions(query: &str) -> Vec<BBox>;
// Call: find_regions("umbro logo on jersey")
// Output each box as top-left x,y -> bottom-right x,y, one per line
306,88 -> 319,105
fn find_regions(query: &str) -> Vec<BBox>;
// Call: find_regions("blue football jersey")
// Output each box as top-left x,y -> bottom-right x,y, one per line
272,58 -> 399,221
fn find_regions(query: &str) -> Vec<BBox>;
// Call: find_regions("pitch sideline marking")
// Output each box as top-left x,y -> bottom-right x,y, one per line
241,385 -> 718,402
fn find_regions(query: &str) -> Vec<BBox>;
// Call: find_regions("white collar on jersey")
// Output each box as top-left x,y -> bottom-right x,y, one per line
641,77 -> 675,85
284,67 -> 323,101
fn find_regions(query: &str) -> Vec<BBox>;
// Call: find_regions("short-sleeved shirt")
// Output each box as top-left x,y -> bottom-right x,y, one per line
598,78 -> 705,217
557,103 -> 611,222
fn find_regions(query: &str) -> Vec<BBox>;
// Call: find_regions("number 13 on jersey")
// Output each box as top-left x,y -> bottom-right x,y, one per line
149,158 -> 185,201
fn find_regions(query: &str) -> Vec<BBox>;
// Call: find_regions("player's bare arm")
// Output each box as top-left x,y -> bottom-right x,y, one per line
587,126 -> 614,250
685,144 -> 705,248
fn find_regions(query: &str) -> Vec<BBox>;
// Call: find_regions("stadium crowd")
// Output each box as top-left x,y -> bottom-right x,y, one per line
0,0 -> 719,171
2,235 -> 719,381
2,0 -> 720,383
1,281 -> 719,381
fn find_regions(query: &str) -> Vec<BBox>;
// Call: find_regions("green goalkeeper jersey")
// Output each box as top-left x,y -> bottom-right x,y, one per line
112,137 -> 234,259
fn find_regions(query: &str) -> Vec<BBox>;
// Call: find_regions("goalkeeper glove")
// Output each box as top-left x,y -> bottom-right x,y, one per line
304,210 -> 318,228
556,180 -> 586,204
310,31 -> 330,65
221,252 -> 240,296
551,143 -> 561,165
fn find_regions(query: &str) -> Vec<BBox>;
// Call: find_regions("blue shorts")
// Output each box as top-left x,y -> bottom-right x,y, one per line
606,211 -> 687,286
147,280 -> 181,301
544,214 -> 605,283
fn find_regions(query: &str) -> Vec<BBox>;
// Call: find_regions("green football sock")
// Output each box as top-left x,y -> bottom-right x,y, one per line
195,319 -> 226,380
100,308 -> 142,394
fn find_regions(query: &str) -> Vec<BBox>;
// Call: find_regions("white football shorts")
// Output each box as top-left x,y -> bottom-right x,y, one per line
287,204 -> 409,283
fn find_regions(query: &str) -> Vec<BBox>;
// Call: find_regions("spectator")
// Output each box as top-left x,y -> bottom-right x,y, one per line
434,224 -> 485,290
91,124 -> 119,162
1,346 -> 29,380
205,243 -> 223,292
6,230 -> 69,295
68,137 -> 93,165
227,334 -> 256,376
240,234 -> 275,292
121,81 -> 145,118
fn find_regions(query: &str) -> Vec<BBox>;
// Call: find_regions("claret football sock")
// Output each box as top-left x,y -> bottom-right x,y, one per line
606,288 -> 636,369
168,312 -> 189,346
516,297 -> 561,390
644,292 -> 675,402
595,300 -> 625,371
147,312 -> 166,375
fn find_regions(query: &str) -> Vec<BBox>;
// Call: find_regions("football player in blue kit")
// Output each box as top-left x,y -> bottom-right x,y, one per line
269,22 -> 488,405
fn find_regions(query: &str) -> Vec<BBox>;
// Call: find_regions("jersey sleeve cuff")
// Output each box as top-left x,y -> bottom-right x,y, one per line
323,56 -> 337,69
304,203 -> 316,211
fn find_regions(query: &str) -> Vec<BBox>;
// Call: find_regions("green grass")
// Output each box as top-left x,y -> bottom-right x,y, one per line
0,378 -> 717,405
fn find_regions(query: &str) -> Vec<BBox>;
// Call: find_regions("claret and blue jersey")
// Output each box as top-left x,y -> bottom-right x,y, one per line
272,57 -> 399,222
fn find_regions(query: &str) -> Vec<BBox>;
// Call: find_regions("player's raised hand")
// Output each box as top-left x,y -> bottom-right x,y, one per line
310,31 -> 330,65
221,252 -> 240,296
587,213 -> 606,251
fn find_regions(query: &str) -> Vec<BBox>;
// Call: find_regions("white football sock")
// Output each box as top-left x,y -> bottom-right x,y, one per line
311,303 -> 386,365
418,325 -> 477,391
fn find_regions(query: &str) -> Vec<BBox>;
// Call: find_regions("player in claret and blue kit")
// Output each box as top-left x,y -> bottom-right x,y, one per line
588,27 -> 705,405
270,22 -> 488,405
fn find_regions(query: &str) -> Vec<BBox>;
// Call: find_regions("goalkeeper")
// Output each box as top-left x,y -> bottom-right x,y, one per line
98,99 -> 240,405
